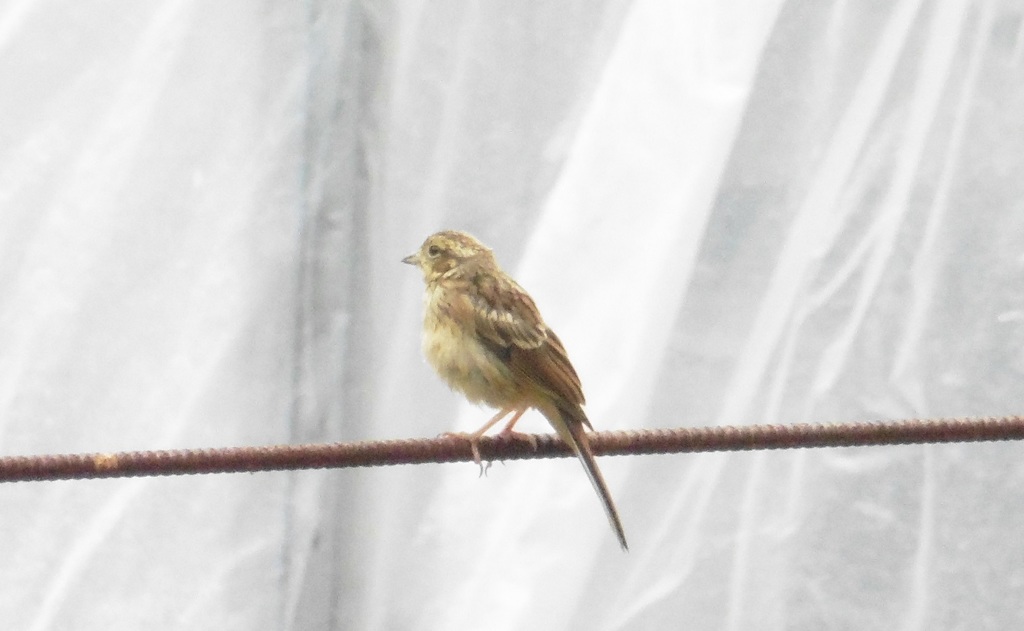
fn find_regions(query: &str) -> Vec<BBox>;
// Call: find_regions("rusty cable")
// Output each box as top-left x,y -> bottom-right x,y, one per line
0,415 -> 1022,483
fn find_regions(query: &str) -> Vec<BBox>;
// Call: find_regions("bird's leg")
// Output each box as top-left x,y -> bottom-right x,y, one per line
441,408 -> 513,473
471,408 -> 514,439
499,409 -> 527,433
498,408 -> 538,451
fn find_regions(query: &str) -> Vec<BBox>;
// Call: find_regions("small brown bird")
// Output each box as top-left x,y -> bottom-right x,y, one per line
403,230 -> 628,550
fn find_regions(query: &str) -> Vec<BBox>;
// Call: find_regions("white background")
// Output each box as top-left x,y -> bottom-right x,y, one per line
1,1 -> 1022,629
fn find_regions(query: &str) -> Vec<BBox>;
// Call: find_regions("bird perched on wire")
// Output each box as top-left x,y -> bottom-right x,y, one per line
403,230 -> 628,550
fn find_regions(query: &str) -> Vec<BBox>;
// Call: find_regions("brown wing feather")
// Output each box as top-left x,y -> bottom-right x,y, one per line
468,267 -> 586,409
470,270 -> 547,349
508,330 -> 586,407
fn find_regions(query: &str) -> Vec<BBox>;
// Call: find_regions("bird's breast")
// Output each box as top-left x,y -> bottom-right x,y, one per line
421,285 -> 520,407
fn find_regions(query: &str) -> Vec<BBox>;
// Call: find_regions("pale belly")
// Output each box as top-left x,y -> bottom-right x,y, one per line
422,316 -> 520,409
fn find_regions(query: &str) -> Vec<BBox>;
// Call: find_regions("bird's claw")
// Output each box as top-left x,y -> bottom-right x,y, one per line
440,431 -> 488,475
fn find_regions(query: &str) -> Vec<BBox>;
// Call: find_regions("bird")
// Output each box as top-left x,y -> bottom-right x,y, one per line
403,229 -> 628,550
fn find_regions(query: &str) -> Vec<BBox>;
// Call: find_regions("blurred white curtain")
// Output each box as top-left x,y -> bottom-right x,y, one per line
1,1 -> 1022,629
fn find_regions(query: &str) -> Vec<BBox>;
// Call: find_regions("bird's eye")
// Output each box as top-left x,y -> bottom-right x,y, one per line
427,244 -> 442,257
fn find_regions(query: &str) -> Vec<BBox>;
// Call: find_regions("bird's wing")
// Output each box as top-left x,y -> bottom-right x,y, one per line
469,269 -> 586,407
470,271 -> 546,349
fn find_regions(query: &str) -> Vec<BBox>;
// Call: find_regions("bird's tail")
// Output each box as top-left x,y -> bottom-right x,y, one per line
550,402 -> 629,551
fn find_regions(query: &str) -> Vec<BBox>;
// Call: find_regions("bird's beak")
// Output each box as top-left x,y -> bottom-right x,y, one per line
402,252 -> 420,266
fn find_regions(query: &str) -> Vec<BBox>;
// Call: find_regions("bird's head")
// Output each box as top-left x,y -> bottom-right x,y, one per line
402,230 -> 495,282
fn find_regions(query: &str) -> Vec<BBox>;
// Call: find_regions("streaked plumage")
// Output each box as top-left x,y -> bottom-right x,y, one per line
403,230 -> 628,550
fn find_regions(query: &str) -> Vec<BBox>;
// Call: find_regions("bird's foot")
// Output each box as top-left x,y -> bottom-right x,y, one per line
440,431 -> 487,476
498,428 -> 538,452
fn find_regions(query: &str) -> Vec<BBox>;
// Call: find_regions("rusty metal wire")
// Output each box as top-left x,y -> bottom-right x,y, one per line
1,415 -> 1022,483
